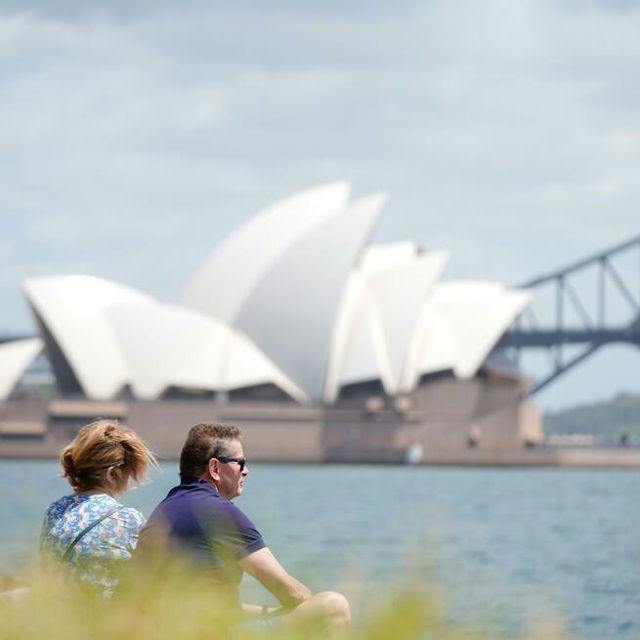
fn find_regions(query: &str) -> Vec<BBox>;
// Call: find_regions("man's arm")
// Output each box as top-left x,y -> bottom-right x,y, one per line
239,547 -> 311,609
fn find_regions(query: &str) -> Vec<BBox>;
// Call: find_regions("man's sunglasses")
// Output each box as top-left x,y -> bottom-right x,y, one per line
214,455 -> 247,472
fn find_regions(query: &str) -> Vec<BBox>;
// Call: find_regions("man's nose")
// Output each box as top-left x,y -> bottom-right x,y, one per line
242,465 -> 248,476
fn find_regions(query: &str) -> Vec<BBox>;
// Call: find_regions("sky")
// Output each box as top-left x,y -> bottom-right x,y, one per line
2,0 -> 640,410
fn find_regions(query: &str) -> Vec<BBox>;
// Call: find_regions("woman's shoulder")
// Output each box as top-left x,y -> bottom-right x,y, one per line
44,493 -> 82,519
81,495 -> 144,526
43,493 -> 145,530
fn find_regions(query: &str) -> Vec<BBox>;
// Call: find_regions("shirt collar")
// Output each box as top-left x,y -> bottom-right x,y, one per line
178,475 -> 220,496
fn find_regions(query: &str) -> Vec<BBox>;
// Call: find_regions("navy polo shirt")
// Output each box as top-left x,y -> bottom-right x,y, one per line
137,476 -> 265,589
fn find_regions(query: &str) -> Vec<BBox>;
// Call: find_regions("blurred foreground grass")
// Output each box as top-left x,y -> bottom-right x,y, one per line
0,565 -> 569,640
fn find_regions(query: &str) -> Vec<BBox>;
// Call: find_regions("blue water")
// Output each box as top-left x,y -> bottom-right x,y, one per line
1,461 -> 639,639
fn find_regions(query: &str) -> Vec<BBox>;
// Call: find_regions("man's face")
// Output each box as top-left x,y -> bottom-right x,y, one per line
214,438 -> 248,500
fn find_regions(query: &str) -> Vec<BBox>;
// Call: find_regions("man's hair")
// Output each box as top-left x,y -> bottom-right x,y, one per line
179,423 -> 241,478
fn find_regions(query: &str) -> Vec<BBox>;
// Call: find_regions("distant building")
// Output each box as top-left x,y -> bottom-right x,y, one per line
0,182 -> 541,461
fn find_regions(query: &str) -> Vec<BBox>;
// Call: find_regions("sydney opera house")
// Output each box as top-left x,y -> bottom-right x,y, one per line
0,182 -> 543,463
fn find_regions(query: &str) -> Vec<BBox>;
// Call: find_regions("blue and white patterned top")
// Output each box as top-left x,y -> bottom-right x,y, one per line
40,493 -> 145,596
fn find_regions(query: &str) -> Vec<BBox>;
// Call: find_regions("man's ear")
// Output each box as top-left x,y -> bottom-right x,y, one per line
207,457 -> 220,480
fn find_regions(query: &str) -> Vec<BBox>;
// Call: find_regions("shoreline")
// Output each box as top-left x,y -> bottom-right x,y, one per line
2,447 -> 640,468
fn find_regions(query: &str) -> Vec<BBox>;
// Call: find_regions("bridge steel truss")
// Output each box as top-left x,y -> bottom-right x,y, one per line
501,234 -> 640,395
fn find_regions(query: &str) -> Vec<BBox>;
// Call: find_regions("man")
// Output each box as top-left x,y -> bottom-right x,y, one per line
137,423 -> 350,636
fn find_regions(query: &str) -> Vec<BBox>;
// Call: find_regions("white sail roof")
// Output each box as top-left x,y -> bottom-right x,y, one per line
330,245 -> 448,397
106,301 -> 221,400
106,301 -> 304,401
359,241 -> 418,274
0,338 -> 42,401
369,251 -> 448,393
399,305 -> 456,391
182,181 -> 350,323
324,271 -> 379,396
440,282 -> 531,378
23,276 -> 152,400
403,282 -> 532,390
235,193 -> 387,401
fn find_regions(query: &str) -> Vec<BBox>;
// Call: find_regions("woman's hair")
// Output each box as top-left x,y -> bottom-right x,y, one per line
60,419 -> 156,494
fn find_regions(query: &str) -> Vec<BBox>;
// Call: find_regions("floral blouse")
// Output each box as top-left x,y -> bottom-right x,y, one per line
40,493 -> 145,596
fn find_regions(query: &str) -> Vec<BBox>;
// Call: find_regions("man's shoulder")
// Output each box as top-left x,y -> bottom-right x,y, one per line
178,484 -> 252,520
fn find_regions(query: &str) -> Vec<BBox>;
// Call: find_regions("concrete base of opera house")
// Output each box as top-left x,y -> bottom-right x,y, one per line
1,374 -> 638,467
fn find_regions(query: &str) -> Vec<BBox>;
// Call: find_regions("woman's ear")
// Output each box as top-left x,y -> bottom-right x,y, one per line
104,466 -> 125,494
103,466 -> 117,493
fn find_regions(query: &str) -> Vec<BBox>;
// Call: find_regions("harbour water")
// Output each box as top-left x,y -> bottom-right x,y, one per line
1,460 -> 639,639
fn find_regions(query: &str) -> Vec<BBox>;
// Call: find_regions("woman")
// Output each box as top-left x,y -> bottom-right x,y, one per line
40,419 -> 155,596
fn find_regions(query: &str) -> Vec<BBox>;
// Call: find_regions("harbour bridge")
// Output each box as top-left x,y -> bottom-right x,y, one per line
501,234 -> 640,395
